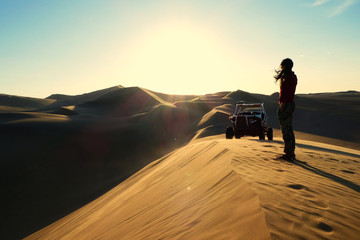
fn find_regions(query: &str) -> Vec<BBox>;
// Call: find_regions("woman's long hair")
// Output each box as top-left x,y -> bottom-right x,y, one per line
274,58 -> 293,83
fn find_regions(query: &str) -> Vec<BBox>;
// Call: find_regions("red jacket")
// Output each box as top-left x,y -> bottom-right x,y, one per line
279,71 -> 297,103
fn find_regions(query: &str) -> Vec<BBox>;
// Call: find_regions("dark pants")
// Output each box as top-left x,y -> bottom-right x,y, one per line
277,102 -> 295,156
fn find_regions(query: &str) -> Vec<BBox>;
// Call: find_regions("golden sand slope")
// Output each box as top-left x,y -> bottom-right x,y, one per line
26,136 -> 360,240
228,138 -> 360,240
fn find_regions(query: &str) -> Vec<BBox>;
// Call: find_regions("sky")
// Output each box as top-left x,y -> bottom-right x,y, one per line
1,0 -> 359,98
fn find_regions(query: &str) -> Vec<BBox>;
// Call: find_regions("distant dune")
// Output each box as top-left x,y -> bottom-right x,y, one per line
1,86 -> 359,239
0,94 -> 55,112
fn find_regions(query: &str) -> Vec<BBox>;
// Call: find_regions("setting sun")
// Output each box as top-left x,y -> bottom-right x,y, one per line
1,0 -> 359,97
120,20 -> 240,94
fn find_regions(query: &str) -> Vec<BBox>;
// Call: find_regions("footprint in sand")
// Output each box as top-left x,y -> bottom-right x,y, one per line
263,145 -> 276,148
341,169 -> 355,174
287,184 -> 307,190
317,221 -> 333,233
326,158 -> 339,162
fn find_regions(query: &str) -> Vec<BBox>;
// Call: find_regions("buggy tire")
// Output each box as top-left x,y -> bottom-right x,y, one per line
259,128 -> 265,140
226,127 -> 234,139
234,130 -> 242,139
267,127 -> 273,141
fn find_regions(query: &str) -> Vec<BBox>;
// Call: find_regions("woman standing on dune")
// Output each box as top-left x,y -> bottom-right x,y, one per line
274,58 -> 297,161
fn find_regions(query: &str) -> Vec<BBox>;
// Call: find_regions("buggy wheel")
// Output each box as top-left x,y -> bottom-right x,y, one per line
234,129 -> 242,139
226,127 -> 234,139
267,127 -> 273,141
259,128 -> 265,140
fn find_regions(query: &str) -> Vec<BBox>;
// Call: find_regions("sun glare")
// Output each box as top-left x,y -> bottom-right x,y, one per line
121,21 -> 240,94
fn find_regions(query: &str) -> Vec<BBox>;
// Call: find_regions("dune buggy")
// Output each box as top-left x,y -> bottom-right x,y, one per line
226,103 -> 273,140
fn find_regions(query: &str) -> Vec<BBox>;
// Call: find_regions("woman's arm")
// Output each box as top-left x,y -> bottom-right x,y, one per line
279,102 -> 285,111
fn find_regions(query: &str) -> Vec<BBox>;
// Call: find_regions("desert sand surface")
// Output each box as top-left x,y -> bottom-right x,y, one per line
25,135 -> 360,240
1,86 -> 359,239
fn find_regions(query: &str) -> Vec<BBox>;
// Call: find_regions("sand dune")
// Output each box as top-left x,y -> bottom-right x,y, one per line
0,94 -> 55,112
46,86 -> 124,107
74,87 -> 167,117
1,86 -> 359,239
26,136 -> 360,240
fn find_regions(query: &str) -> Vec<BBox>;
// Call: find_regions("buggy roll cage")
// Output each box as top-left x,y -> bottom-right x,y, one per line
233,103 -> 268,122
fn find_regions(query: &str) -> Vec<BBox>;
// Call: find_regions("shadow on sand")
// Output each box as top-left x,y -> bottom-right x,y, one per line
293,160 -> 360,193
295,142 -> 360,158
249,139 -> 360,193
256,139 -> 360,158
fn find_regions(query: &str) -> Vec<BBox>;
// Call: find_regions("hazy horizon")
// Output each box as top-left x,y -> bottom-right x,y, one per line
2,84 -> 360,100
1,0 -> 359,98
